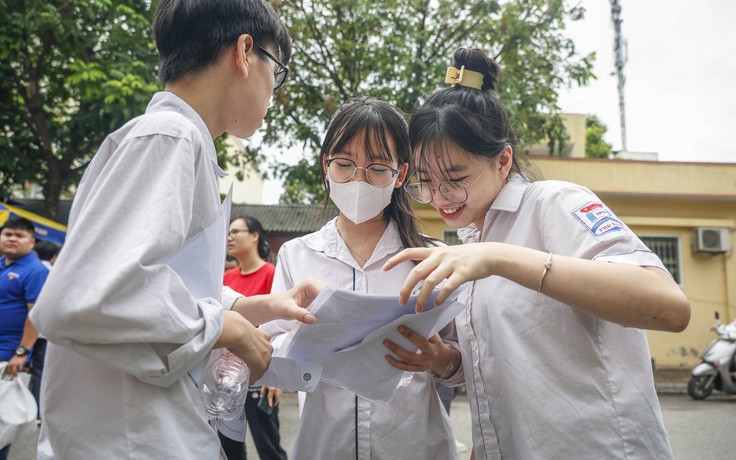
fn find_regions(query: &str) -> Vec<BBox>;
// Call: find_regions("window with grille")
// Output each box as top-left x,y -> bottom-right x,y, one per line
443,230 -> 461,246
639,235 -> 681,284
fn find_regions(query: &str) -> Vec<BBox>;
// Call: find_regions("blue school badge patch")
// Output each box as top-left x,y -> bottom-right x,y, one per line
572,202 -> 625,237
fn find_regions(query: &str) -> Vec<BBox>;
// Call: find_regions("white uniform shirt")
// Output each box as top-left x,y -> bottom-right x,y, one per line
266,218 -> 459,460
456,175 -> 674,460
30,92 -> 237,460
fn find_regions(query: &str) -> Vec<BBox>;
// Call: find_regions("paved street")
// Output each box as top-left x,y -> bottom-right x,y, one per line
8,391 -> 736,459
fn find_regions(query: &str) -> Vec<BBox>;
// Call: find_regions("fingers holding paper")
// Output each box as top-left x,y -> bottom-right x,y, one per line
383,328 -> 451,375
232,277 -> 325,326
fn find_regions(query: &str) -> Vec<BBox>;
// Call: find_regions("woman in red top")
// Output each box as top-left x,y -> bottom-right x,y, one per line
225,216 -> 275,298
221,215 -> 287,460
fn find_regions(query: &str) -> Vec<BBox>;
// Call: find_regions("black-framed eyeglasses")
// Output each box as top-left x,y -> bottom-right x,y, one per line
256,45 -> 289,90
326,158 -> 400,188
228,228 -> 251,237
405,161 -> 493,205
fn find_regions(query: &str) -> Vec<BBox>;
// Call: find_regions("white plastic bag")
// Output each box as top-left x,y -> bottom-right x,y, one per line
0,361 -> 38,448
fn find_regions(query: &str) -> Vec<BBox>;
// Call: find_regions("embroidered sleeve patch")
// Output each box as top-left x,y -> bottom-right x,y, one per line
571,202 -> 625,237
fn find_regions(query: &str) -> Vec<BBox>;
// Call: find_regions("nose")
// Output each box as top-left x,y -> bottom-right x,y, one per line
354,167 -> 369,182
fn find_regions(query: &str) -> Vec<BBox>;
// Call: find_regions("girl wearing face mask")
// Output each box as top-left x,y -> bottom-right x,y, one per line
265,97 -> 461,459
384,48 -> 690,460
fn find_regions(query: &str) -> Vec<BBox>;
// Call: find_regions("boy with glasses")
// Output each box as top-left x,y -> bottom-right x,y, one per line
29,1 -> 319,459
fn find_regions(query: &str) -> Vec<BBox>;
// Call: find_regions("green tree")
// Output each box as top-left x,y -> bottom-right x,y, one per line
0,1 -> 243,218
0,0 -> 161,218
585,114 -> 614,159
269,0 -> 595,203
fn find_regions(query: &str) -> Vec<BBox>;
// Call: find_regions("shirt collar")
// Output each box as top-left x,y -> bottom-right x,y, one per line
457,174 -> 530,244
303,217 -> 403,269
146,92 -> 227,177
489,174 -> 530,212
0,251 -> 36,268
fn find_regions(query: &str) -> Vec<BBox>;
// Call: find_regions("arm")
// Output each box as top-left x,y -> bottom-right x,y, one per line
384,242 -> 689,332
6,265 -> 48,375
30,131 -> 225,387
4,303 -> 39,375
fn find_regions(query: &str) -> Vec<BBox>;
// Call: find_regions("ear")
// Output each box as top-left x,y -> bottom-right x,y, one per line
497,145 -> 513,179
235,34 -> 255,79
394,163 -> 410,188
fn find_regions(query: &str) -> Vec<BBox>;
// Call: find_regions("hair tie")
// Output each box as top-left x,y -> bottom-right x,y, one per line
444,65 -> 484,90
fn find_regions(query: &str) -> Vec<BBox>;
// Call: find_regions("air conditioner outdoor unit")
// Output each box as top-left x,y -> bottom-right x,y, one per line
693,227 -> 730,253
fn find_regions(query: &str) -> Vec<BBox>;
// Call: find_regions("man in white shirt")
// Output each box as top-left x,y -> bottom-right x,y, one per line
29,1 -> 317,458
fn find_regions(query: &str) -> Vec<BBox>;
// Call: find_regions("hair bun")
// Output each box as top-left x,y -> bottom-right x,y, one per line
453,48 -> 500,91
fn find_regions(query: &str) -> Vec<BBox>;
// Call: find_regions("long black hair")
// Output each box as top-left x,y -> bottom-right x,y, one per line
410,48 -> 540,182
320,96 -> 437,250
232,215 -> 271,260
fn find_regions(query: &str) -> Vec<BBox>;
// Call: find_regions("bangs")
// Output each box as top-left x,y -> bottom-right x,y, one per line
325,105 -> 397,164
413,139 -> 477,181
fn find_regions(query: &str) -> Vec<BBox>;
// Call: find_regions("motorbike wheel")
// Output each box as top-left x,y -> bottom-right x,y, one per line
687,374 -> 714,400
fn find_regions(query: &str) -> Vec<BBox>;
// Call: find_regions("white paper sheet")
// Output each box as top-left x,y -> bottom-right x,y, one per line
256,288 -> 466,403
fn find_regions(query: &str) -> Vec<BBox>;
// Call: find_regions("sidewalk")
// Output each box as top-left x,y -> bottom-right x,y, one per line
653,368 -> 690,394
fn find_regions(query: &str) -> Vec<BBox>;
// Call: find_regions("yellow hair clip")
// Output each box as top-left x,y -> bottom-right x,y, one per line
444,65 -> 484,90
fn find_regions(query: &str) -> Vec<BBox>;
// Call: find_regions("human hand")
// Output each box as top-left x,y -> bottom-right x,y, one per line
383,244 -> 498,311
4,354 -> 27,376
261,386 -> 282,406
218,310 -> 273,383
268,278 -> 325,324
383,328 -> 454,376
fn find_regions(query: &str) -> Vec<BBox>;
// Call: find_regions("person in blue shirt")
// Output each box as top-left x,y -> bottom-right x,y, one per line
0,216 -> 49,460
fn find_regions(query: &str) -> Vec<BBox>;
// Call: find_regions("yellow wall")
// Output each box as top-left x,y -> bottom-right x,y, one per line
414,157 -> 736,370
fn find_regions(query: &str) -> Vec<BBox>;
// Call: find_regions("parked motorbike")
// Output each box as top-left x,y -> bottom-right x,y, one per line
688,312 -> 736,400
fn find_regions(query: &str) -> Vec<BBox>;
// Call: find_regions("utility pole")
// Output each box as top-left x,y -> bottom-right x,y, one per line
609,0 -> 627,151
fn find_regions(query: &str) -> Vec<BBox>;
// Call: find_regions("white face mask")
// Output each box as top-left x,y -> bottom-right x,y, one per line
328,178 -> 396,225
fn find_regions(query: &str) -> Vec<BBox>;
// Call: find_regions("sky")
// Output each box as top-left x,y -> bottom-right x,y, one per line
558,0 -> 736,163
262,0 -> 736,203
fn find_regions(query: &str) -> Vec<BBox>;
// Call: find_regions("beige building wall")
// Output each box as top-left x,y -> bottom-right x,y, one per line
218,137 -> 265,204
414,157 -> 736,370
523,113 -> 587,158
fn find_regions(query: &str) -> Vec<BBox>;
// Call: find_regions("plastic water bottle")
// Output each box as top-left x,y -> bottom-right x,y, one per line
397,371 -> 413,388
200,348 -> 250,420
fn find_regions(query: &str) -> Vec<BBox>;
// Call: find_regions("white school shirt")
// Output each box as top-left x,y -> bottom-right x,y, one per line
265,218 -> 459,460
457,175 -> 674,460
29,92 -> 238,460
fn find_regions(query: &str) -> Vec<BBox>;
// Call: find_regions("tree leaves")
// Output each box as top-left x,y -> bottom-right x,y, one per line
585,114 -> 615,159
269,0 -> 595,203
0,0 -> 161,218
1,0 -> 597,215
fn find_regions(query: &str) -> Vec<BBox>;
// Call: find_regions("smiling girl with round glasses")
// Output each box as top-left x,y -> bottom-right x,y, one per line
383,47 -> 690,460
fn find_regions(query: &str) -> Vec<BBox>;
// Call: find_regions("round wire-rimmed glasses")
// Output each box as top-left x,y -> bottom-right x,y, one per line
405,162 -> 493,204
326,158 -> 399,187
